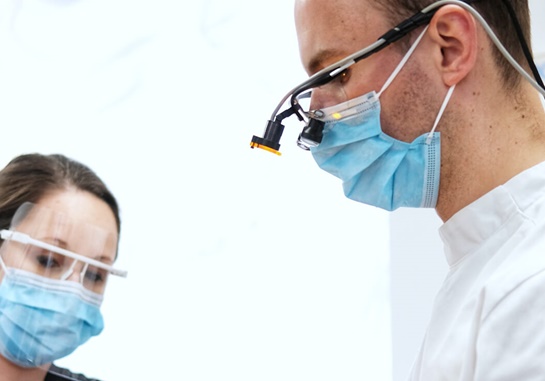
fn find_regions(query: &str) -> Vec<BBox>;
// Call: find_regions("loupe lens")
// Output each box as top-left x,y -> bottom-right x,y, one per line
296,135 -> 312,150
297,118 -> 325,150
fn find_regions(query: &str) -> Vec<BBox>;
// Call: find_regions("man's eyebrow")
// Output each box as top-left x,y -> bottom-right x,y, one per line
307,48 -> 346,75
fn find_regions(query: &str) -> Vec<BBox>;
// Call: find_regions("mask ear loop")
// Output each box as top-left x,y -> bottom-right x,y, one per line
0,255 -> 8,275
80,263 -> 89,286
378,26 -> 429,98
426,84 -> 456,145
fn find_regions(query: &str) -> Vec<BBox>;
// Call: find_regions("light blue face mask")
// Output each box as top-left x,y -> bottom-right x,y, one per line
310,28 -> 455,211
0,268 -> 104,368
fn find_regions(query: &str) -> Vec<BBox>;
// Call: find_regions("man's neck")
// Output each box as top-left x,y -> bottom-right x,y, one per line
436,83 -> 545,222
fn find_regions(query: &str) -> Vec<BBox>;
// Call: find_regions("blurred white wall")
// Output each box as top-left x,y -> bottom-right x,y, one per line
0,1 -> 391,380
533,1 -> 545,79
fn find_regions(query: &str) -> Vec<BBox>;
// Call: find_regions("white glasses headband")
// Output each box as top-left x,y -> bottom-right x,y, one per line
0,229 -> 127,278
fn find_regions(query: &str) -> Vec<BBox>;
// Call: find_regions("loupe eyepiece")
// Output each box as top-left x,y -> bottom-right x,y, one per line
250,119 -> 285,156
297,118 -> 325,150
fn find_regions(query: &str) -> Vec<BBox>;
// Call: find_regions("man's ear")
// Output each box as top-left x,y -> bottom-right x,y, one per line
427,5 -> 479,87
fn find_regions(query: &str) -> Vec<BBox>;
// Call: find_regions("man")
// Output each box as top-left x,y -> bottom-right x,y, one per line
294,0 -> 545,379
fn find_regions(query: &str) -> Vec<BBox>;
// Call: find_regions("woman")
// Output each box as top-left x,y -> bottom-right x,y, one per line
0,153 -> 126,381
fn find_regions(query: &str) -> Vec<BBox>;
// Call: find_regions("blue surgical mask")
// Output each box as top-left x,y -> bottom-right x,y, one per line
0,268 -> 104,368
310,27 -> 455,211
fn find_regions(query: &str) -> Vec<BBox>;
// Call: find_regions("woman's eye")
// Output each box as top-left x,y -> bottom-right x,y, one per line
84,269 -> 106,284
36,254 -> 60,269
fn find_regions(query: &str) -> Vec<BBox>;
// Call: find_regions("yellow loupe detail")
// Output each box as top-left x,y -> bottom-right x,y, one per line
332,112 -> 342,120
250,142 -> 282,156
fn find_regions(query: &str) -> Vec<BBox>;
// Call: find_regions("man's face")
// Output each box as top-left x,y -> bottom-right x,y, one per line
294,0 -> 442,143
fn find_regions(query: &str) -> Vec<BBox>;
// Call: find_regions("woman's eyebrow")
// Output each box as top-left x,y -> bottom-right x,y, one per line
36,236 -> 115,264
39,236 -> 69,249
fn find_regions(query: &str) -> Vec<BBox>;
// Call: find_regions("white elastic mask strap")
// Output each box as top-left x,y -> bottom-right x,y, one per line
0,255 -> 7,274
378,26 -> 429,98
426,84 -> 456,144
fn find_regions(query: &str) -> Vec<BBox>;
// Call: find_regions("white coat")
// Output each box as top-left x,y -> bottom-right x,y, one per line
409,160 -> 545,381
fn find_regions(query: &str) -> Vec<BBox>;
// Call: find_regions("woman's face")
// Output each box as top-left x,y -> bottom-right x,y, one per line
0,188 -> 119,294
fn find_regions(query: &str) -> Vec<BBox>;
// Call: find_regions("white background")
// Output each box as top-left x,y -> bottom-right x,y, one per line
0,1 -> 390,380
0,1 -> 542,380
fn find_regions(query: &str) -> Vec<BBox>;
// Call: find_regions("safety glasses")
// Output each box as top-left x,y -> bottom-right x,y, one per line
0,229 -> 126,295
0,202 -> 126,295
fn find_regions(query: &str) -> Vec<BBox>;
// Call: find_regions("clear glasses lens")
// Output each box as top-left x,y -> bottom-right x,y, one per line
296,78 -> 349,117
2,237 -> 113,294
0,202 -> 123,295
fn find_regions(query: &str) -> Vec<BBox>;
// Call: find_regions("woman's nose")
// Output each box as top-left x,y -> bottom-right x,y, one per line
62,261 -> 84,283
65,270 -> 81,283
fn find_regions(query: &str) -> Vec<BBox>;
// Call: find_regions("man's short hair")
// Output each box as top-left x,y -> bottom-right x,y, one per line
373,0 -> 532,90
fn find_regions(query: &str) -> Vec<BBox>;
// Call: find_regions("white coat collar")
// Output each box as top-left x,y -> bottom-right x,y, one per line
439,160 -> 545,267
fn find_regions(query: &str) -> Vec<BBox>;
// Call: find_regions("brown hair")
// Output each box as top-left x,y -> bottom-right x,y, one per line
0,153 -> 120,234
373,0 -> 532,89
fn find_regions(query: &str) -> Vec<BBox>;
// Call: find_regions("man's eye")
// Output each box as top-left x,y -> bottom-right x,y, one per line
335,68 -> 351,85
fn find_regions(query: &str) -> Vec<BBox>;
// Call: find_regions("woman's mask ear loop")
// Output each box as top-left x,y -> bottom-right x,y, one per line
0,255 -> 7,275
378,26 -> 429,98
426,84 -> 456,145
